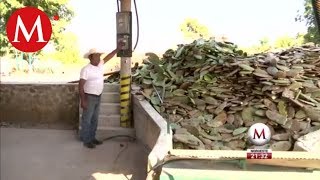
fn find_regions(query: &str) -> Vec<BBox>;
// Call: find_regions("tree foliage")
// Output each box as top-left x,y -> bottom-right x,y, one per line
242,34 -> 304,55
243,37 -> 272,54
258,37 -> 272,52
180,18 -> 211,40
296,0 -> 320,44
0,0 -> 74,56
39,31 -> 82,64
274,35 -> 300,49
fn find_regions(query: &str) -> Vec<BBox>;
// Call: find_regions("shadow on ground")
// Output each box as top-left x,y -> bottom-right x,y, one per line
0,128 -> 148,180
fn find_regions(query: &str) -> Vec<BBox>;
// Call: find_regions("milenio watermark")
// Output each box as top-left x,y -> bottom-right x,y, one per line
247,123 -> 272,159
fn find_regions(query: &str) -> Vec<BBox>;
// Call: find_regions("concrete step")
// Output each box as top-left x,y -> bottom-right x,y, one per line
79,103 -> 120,116
79,114 -> 120,127
100,103 -> 120,115
78,126 -> 136,140
103,83 -> 120,92
101,92 -> 120,103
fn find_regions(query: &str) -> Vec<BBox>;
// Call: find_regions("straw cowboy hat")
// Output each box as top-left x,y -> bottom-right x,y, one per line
83,48 -> 103,59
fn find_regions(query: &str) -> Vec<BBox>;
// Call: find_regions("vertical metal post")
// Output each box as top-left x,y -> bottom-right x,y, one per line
119,0 -> 132,128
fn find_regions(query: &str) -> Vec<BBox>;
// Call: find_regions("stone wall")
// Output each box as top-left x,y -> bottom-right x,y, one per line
0,83 -> 79,129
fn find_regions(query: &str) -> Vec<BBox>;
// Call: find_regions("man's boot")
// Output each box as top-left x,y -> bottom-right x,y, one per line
92,139 -> 103,145
84,142 -> 96,148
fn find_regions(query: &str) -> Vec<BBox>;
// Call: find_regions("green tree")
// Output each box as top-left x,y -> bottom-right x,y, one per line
51,32 -> 82,64
39,31 -> 82,64
248,37 -> 272,53
274,34 -> 304,49
274,35 -> 297,49
258,37 -> 272,52
241,37 -> 272,55
0,0 -> 74,56
296,0 -> 320,43
295,32 -> 306,45
180,18 -> 211,40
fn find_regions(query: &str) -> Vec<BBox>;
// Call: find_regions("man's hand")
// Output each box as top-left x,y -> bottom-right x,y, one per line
117,41 -> 125,50
102,41 -> 126,63
102,49 -> 118,63
81,98 -> 88,109
79,78 -> 87,109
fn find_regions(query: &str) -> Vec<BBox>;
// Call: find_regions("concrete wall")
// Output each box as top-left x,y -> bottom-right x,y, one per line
0,83 -> 79,129
133,95 -> 172,177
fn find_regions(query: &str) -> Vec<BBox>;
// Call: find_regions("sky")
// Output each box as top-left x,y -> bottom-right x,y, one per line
67,0 -> 308,54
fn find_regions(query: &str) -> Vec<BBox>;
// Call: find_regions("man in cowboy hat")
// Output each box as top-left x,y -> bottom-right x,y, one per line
79,45 -> 121,148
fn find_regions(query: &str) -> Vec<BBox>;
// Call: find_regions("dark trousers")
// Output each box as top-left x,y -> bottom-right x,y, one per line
80,94 -> 101,143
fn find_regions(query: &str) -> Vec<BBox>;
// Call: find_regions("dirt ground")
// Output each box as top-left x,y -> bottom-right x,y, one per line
0,128 -> 149,180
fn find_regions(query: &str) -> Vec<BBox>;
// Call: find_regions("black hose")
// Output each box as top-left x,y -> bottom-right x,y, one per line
116,0 -> 120,12
147,158 -> 246,175
102,135 -> 136,142
133,0 -> 139,51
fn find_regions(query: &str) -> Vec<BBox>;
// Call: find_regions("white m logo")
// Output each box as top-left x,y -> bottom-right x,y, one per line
13,15 -> 47,43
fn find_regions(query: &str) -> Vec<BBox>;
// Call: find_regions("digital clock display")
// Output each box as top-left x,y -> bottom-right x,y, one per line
246,149 -> 272,159
247,152 -> 272,159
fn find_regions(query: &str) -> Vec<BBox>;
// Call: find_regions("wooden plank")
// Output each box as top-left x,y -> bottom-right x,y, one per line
169,150 -> 320,169
161,168 -> 320,180
247,159 -> 320,169
170,150 -> 320,160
